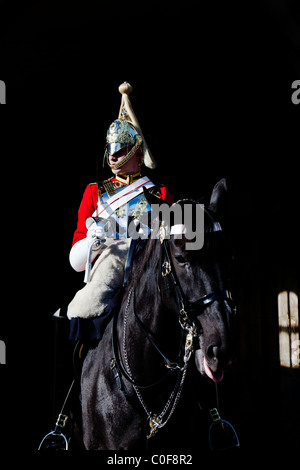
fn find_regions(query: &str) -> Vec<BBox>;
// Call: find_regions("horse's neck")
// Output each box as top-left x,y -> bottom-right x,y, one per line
132,242 -> 170,336
123,247 -> 180,381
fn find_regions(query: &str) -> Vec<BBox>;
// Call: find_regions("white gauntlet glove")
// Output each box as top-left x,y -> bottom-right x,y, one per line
86,220 -> 106,247
69,218 -> 104,273
69,217 -> 114,276
84,218 -> 107,282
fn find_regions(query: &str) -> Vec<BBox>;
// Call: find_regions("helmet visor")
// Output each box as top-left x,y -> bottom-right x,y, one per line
106,142 -> 126,156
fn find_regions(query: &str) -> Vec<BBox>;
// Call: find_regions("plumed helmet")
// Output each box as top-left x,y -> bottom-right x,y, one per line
106,119 -> 138,156
104,82 -> 156,170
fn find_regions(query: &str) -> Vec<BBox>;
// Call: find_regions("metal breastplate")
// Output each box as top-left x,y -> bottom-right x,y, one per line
98,189 -> 152,239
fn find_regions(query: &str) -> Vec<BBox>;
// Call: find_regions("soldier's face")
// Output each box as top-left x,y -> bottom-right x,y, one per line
109,147 -> 141,175
109,146 -> 129,164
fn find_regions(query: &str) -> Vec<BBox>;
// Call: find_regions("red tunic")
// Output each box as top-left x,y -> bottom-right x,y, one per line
72,177 -> 174,246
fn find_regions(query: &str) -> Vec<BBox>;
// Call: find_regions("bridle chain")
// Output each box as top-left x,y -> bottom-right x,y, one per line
122,286 -> 190,438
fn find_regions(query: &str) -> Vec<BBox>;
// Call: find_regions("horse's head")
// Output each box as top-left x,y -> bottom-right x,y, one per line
163,179 -> 236,382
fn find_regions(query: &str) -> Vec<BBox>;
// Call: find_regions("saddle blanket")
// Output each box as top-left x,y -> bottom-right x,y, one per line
67,239 -> 130,320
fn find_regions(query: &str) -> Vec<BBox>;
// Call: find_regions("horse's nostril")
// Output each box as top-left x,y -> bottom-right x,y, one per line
212,346 -> 220,359
207,346 -> 235,371
207,345 -> 219,360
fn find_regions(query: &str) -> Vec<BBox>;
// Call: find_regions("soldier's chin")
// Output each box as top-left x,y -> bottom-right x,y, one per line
110,167 -> 123,174
194,349 -> 224,383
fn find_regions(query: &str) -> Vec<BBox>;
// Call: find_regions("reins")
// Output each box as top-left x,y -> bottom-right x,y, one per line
111,237 -> 234,439
120,285 -> 195,439
112,289 -> 173,389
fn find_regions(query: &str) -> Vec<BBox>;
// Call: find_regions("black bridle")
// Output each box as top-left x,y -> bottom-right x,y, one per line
161,239 -> 235,329
112,237 -> 235,390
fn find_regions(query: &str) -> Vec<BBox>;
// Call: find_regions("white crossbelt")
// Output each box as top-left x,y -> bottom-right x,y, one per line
84,177 -> 155,283
92,176 -> 155,219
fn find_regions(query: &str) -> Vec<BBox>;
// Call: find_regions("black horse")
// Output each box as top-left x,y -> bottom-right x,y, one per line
79,179 -> 236,450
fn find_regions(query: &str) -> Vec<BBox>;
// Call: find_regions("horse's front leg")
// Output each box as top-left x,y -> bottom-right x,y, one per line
80,346 -> 145,450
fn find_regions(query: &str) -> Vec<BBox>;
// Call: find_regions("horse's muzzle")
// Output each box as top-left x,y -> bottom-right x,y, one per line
194,347 -> 234,383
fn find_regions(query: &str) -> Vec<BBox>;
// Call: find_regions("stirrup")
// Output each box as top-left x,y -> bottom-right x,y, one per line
38,429 -> 69,451
38,380 -> 76,451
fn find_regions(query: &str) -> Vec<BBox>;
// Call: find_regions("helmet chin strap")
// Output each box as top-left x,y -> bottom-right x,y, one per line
108,135 -> 143,170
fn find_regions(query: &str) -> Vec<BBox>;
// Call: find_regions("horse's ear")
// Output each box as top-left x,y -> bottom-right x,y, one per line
208,178 -> 228,220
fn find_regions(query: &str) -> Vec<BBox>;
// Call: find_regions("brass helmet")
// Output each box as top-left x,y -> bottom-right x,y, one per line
105,119 -> 143,170
106,119 -> 138,156
104,82 -> 156,170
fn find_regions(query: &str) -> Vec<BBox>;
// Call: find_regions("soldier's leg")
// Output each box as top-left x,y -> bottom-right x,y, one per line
67,239 -> 130,319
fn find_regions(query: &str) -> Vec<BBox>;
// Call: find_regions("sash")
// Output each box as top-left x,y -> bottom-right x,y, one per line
92,176 -> 155,219
84,177 -> 154,283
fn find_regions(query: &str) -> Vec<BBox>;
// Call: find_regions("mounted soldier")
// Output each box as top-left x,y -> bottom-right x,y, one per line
40,83 -> 239,451
67,82 -> 174,338
39,83 -> 175,449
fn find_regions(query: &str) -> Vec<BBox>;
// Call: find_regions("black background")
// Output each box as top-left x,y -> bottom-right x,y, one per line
0,0 -> 299,462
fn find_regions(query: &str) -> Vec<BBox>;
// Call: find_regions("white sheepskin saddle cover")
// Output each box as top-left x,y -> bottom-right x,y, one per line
67,239 -> 130,319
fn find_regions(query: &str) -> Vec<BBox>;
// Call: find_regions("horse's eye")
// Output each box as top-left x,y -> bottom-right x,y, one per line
174,254 -> 186,264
